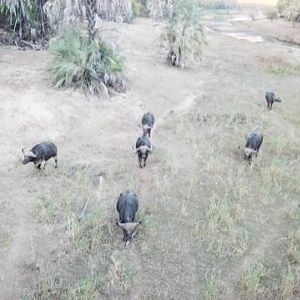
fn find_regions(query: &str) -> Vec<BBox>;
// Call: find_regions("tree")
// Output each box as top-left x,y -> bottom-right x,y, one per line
277,0 -> 300,26
48,0 -> 124,95
160,0 -> 205,68
0,0 -> 49,40
266,8 -> 278,22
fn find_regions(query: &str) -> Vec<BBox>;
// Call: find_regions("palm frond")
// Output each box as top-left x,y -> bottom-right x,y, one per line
49,27 -> 124,95
160,0 -> 205,68
0,0 -> 49,40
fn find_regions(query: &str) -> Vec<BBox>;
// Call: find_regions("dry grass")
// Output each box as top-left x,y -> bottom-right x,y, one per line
0,225 -> 11,247
204,275 -> 221,300
239,261 -> 268,299
281,265 -> 299,299
22,108 -> 300,299
23,157 -> 148,299
264,63 -> 300,75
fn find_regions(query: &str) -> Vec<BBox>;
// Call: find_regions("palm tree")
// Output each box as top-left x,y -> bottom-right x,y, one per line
85,0 -> 97,44
0,0 -> 48,40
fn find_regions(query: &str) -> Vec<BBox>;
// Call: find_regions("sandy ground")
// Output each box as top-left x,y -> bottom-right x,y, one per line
0,12 -> 300,299
235,18 -> 300,45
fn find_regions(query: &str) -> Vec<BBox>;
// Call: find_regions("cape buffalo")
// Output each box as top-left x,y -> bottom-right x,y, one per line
244,132 -> 263,162
141,112 -> 155,137
116,191 -> 141,247
265,91 -> 282,110
22,142 -> 57,169
133,132 -> 153,168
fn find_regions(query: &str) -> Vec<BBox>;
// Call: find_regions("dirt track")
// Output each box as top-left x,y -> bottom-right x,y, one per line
0,15 -> 300,299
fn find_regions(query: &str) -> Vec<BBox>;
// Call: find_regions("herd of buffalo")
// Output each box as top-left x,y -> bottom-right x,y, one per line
21,91 -> 281,246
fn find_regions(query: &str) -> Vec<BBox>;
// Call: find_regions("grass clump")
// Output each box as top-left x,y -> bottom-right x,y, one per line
108,250 -> 136,290
49,27 -> 124,95
32,272 -> 68,300
281,265 -> 299,298
204,277 -> 221,300
34,164 -> 95,225
0,225 -> 11,247
239,262 -> 267,299
287,238 -> 300,265
29,268 -> 102,299
206,192 -> 249,258
265,63 -> 300,75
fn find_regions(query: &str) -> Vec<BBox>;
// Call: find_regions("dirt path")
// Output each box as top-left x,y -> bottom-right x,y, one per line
0,176 -> 30,298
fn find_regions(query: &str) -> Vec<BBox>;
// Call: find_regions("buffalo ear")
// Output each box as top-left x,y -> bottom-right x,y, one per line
132,145 -> 137,153
22,148 -> 26,154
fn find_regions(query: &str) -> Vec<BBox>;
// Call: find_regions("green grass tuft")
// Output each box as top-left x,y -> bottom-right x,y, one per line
265,64 -> 300,75
239,262 -> 268,299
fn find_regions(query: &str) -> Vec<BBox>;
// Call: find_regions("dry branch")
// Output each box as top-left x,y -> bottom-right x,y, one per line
78,197 -> 90,221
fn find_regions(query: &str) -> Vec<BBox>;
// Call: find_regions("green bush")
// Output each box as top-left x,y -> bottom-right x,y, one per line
201,0 -> 236,9
132,0 -> 148,17
277,0 -> 300,24
0,0 -> 48,40
49,27 -> 124,95
160,0 -> 205,68
266,8 -> 279,21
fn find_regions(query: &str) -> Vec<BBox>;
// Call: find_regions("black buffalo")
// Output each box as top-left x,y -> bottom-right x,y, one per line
22,142 -> 57,169
133,132 -> 153,168
141,112 -> 155,137
265,91 -> 282,110
116,191 -> 141,247
244,132 -> 263,162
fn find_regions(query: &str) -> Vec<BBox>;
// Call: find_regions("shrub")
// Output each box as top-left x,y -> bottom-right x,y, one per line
160,0 -> 205,68
277,0 -> 300,25
239,262 -> 268,299
266,8 -> 279,21
147,0 -> 168,20
49,27 -> 124,95
201,0 -> 236,9
132,0 -> 148,17
0,0 -> 48,40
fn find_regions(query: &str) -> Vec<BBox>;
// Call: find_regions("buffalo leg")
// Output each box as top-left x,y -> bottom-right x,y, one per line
40,160 -> 46,169
138,155 -> 143,168
54,156 -> 58,168
144,153 -> 148,167
35,162 -> 42,169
